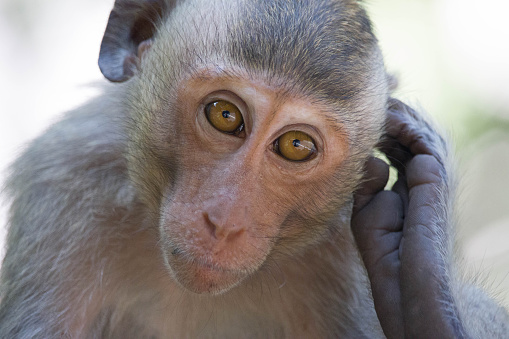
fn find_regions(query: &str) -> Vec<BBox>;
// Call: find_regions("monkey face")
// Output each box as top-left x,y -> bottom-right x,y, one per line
164,68 -> 354,294
126,66 -> 359,295
116,1 -> 388,295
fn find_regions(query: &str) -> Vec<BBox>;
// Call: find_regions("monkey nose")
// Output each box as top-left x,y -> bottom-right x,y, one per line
203,212 -> 245,243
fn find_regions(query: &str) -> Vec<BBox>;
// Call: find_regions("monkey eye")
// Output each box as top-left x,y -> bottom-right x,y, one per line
205,100 -> 244,135
273,131 -> 317,162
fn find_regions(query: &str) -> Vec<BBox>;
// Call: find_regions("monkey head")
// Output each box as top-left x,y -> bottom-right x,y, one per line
99,0 -> 389,294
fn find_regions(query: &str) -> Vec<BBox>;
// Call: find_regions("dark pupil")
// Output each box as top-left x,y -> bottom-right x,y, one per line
292,139 -> 301,148
222,110 -> 231,119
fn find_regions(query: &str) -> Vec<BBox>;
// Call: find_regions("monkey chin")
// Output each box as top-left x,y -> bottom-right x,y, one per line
164,252 -> 252,295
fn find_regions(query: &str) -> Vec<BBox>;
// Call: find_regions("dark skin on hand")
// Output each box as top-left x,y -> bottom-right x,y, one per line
353,98 -> 465,339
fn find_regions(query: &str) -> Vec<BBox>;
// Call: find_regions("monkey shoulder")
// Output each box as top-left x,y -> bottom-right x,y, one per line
5,91 -> 137,233
0,91 -> 142,337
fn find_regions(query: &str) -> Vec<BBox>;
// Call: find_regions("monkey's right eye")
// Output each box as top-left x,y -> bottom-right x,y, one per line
205,100 -> 244,135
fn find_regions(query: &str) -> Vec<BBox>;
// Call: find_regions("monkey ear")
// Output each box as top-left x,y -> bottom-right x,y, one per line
98,0 -> 169,82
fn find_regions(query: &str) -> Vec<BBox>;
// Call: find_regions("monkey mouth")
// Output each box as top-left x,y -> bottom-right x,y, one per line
166,249 -> 252,295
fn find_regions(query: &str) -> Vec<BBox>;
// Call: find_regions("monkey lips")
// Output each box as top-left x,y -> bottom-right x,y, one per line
164,247 -> 253,295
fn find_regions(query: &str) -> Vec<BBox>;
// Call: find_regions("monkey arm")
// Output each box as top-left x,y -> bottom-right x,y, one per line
351,99 -> 509,339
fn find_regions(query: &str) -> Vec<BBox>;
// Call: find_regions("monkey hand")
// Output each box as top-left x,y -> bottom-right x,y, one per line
351,99 -> 467,339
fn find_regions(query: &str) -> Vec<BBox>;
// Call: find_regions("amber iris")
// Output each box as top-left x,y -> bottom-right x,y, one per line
276,131 -> 316,162
205,100 -> 244,133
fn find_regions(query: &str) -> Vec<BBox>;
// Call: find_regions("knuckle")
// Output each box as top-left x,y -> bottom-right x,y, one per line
407,154 -> 445,186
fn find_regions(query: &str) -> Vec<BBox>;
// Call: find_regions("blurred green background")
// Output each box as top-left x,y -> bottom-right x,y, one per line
0,0 -> 508,306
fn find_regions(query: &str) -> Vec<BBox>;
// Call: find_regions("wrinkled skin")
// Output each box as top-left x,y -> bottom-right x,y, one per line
353,98 -> 466,338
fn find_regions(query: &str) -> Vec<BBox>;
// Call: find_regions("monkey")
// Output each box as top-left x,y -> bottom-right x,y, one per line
0,0 -> 508,338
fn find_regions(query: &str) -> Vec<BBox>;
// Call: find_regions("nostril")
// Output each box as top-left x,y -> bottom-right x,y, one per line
203,212 -> 218,239
226,224 -> 245,242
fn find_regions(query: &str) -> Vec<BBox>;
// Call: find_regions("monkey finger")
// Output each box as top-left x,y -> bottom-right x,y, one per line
352,157 -> 390,216
351,190 -> 405,338
391,176 -> 409,214
405,154 -> 447,188
399,155 -> 465,338
351,190 -> 404,271
383,98 -> 445,162
368,250 -> 405,339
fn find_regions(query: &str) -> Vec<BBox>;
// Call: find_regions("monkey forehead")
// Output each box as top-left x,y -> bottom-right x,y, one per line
226,0 -> 382,100
157,0 -> 384,100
